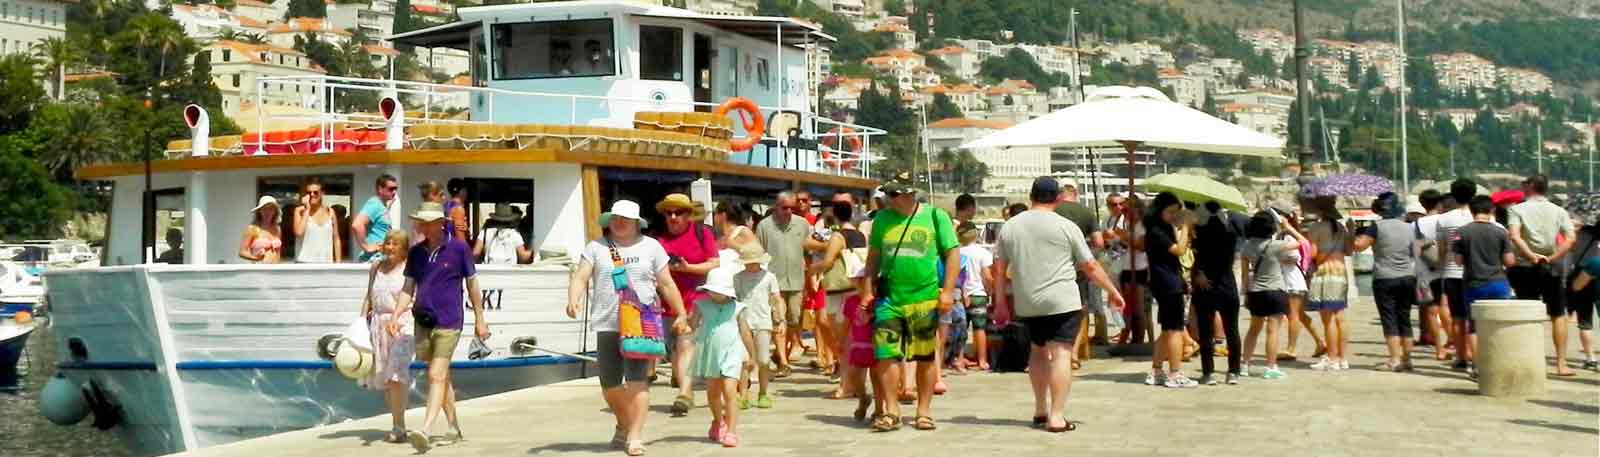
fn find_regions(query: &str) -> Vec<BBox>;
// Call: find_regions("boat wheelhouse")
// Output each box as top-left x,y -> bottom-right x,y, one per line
41,2 -> 883,455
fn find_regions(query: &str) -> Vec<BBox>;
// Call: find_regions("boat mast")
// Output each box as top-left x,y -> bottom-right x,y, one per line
1397,0 -> 1409,191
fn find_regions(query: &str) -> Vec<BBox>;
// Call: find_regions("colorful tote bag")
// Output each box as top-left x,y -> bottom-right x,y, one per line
609,239 -> 667,359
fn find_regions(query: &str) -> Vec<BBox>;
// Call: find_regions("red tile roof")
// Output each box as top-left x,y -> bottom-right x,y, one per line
927,118 -> 1014,130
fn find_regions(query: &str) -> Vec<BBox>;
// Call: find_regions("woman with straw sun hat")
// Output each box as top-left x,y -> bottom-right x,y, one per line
239,196 -> 284,263
655,193 -> 720,416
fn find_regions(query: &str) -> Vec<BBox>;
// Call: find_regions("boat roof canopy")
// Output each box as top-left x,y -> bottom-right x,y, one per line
390,1 -> 833,51
390,20 -> 481,51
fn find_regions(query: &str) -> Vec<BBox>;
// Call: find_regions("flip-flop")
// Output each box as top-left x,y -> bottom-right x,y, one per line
1553,371 -> 1578,377
1045,420 -> 1077,433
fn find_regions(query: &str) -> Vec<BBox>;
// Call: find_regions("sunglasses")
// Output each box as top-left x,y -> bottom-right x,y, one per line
382,186 -> 398,192
306,190 -> 323,196
664,210 -> 690,217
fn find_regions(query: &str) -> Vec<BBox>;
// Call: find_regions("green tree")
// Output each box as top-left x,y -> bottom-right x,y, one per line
0,54 -> 45,134
31,37 -> 78,101
978,48 -> 1059,90
0,137 -> 71,239
394,0 -> 414,51
1345,54 -> 1360,88
285,0 -> 328,19
927,93 -> 963,122
218,27 -> 267,44
26,103 -> 118,183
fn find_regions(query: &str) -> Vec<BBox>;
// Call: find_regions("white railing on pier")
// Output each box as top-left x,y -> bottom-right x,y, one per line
252,75 -> 885,179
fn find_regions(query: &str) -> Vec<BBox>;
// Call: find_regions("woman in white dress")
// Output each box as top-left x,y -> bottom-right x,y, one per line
294,178 -> 342,263
361,230 -> 415,443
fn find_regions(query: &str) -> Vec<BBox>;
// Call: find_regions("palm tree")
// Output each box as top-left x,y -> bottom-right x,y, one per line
218,27 -> 267,44
125,15 -> 161,76
32,37 -> 78,101
40,104 -> 117,186
153,28 -> 192,81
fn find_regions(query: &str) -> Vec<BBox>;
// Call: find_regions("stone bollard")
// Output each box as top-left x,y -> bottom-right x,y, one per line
1471,299 -> 1547,398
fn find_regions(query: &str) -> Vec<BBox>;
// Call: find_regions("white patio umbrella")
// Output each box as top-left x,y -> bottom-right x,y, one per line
963,86 -> 1284,331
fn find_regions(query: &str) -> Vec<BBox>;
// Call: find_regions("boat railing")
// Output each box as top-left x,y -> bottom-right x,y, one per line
247,75 -> 885,179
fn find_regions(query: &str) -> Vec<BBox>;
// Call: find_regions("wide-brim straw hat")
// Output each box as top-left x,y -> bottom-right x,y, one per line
736,243 -> 771,265
656,193 -> 696,214
411,201 -> 446,222
488,203 -> 519,223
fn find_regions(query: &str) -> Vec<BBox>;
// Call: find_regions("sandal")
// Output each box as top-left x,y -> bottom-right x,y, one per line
405,430 -> 431,453
384,427 -> 407,443
826,389 -> 853,400
1031,416 -> 1046,428
610,427 -> 626,449
854,396 -> 872,422
720,431 -> 740,448
913,415 -> 937,431
1045,420 -> 1077,433
871,414 -> 901,432
671,394 -> 692,416
625,440 -> 646,456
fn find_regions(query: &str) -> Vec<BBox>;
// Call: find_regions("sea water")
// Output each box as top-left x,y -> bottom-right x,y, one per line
0,323 -> 133,457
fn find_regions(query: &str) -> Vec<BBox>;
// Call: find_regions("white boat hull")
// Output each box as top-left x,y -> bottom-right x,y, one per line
45,264 -> 597,456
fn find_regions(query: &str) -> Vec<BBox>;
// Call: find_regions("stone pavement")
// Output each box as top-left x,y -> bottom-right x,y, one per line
180,298 -> 1599,457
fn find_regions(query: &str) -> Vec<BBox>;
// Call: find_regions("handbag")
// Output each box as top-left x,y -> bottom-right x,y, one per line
609,237 -> 667,359
821,229 -> 866,293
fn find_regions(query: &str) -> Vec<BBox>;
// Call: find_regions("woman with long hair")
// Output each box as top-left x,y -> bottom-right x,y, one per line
1301,196 -> 1352,371
1112,195 -> 1153,344
294,178 -> 342,263
240,196 -> 284,263
1279,211 -> 1326,361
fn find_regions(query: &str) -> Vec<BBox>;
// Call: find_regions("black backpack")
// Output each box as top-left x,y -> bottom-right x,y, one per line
993,322 -> 1031,373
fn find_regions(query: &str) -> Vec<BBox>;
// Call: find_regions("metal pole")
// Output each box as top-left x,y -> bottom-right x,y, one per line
1536,123 -> 1543,175
1293,0 -> 1315,181
923,107 -> 932,194
1397,0 -> 1409,192
143,127 -> 153,265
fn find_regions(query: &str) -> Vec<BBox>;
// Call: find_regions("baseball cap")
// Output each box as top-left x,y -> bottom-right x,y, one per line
880,173 -> 917,196
1029,176 -> 1061,203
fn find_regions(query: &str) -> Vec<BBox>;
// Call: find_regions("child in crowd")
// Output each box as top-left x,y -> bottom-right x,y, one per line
733,244 -> 781,410
958,222 -> 995,371
1454,195 -> 1515,377
691,268 -> 755,448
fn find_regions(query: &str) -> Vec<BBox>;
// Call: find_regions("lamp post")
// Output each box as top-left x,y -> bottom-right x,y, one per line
142,93 -> 155,265
1293,0 -> 1315,183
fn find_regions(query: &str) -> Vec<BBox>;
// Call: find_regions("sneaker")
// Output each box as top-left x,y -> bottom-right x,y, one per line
1451,359 -> 1469,371
1145,369 -> 1165,386
1240,362 -> 1251,377
1164,373 -> 1199,388
1583,359 -> 1597,371
1226,373 -> 1240,385
1466,363 -> 1478,379
1262,367 -> 1286,380
405,430 -> 431,453
739,395 -> 751,410
1200,374 -> 1218,386
755,393 -> 775,409
1339,359 -> 1350,370
1310,357 -> 1335,371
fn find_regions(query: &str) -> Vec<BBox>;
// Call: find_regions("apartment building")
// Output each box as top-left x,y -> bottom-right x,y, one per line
926,118 -> 1050,194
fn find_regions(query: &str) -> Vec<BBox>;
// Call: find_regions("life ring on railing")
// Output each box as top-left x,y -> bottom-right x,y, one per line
819,127 -> 862,170
713,97 -> 765,152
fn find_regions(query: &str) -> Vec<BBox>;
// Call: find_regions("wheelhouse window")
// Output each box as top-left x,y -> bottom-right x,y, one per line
492,19 -> 615,80
639,25 -> 683,81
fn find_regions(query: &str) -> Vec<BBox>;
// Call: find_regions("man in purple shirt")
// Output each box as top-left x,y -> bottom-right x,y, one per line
400,201 -> 489,451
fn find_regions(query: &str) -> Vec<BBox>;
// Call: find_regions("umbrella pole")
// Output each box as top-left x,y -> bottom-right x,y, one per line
1120,140 -> 1141,342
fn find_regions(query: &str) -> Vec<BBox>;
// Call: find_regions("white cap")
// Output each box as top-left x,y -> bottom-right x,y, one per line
697,268 -> 737,298
610,200 -> 643,221
1405,196 -> 1425,215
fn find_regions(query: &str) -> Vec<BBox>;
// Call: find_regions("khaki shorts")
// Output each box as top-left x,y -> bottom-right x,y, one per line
415,327 -> 462,361
776,291 -> 804,328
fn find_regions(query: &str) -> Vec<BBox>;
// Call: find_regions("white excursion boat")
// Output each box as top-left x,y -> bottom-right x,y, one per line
38,2 -> 881,455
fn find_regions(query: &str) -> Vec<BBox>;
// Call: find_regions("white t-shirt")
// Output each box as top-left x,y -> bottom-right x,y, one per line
959,244 -> 993,297
1414,214 -> 1441,282
480,227 -> 526,265
580,237 -> 670,332
734,269 -> 780,331
1427,208 -> 1474,280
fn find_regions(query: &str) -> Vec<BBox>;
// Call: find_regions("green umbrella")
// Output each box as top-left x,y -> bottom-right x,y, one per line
1143,173 -> 1248,212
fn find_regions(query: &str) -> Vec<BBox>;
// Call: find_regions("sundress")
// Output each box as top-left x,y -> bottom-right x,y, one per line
690,297 -> 748,380
360,263 -> 416,390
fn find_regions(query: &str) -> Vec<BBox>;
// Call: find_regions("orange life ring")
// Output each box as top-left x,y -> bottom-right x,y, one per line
713,97 -> 765,152
819,127 -> 862,170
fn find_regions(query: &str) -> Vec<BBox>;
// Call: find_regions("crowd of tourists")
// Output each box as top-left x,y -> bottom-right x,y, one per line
323,170 -> 1597,455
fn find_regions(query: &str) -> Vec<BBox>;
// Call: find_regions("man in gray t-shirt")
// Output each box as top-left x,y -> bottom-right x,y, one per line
993,176 -> 1124,432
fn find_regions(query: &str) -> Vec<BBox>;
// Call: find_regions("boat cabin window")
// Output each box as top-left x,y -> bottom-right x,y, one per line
639,25 -> 683,81
492,19 -> 615,80
462,178 -> 535,264
153,189 -> 186,264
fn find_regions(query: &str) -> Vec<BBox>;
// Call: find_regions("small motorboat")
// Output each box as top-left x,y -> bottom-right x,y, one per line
0,261 -> 45,318
0,319 -> 37,391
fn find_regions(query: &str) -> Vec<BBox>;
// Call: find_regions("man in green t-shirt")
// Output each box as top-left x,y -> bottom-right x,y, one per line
859,174 -> 960,431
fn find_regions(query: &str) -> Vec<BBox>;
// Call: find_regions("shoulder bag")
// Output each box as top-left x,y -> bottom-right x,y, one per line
873,205 -> 919,304
609,238 -> 667,359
